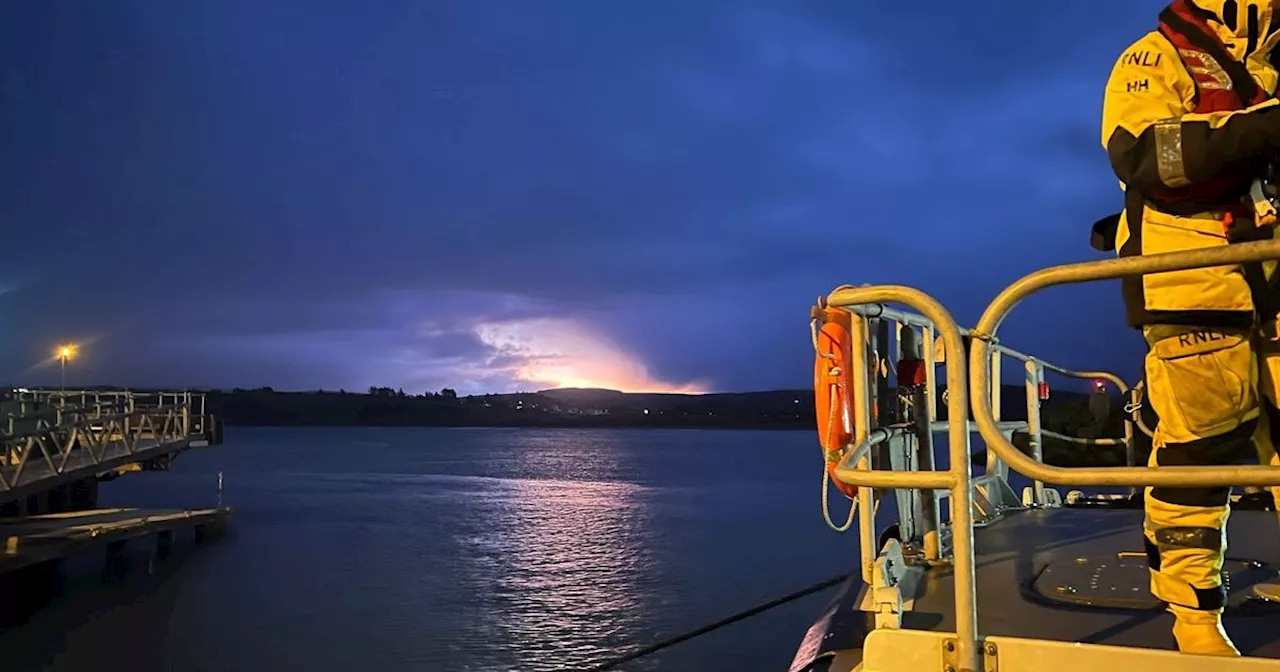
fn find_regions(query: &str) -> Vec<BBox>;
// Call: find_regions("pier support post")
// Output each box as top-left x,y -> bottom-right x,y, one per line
37,478 -> 98,514
68,478 -> 98,511
156,530 -> 172,560
0,560 -> 57,625
20,492 -> 45,516
46,484 -> 68,513
102,540 -> 128,583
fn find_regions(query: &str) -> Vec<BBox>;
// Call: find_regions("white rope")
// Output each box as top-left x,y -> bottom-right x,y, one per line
821,466 -> 858,532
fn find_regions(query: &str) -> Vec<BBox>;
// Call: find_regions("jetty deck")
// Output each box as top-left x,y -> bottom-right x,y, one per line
0,506 -> 232,575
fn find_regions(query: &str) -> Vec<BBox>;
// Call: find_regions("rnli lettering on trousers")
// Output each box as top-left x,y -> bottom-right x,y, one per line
1172,329 -> 1230,348
1144,327 -> 1257,445
1141,326 -> 1257,656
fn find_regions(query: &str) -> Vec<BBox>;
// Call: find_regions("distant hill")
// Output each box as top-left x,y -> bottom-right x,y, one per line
204,386 -> 819,430
5,382 -> 1104,430
193,383 -> 1111,432
202,384 -> 1136,466
535,387 -> 628,403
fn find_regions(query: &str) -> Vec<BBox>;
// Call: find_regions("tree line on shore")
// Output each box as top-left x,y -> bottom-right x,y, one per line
200,385 -> 1143,467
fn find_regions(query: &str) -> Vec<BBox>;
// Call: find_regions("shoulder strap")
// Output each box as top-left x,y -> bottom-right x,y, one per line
1159,0 -> 1261,107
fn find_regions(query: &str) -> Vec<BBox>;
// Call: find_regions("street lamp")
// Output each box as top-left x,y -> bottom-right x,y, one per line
56,345 -> 76,395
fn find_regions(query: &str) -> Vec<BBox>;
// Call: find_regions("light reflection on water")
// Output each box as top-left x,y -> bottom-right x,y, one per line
0,427 -> 858,671
488,478 -> 655,668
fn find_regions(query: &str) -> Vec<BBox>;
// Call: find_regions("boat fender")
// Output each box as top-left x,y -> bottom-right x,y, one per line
812,302 -> 858,500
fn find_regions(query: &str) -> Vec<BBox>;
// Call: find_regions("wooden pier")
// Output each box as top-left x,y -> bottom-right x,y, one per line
0,507 -> 232,575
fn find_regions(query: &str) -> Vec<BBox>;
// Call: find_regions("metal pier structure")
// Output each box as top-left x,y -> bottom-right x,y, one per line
0,389 -> 228,623
1,389 -> 223,515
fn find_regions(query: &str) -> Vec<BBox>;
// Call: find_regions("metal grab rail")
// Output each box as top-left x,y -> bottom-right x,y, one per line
824,304 -> 1132,571
848,301 -> 1137,502
10,389 -> 207,418
985,351 -> 1135,499
826,285 -> 982,672
971,238 -> 1280,489
6,390 -> 213,438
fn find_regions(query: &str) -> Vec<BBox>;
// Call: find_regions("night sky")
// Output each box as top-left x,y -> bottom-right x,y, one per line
2,1 -> 1156,395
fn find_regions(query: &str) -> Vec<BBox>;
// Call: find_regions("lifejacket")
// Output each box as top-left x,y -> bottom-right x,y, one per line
1147,0 -> 1273,213
812,304 -> 858,500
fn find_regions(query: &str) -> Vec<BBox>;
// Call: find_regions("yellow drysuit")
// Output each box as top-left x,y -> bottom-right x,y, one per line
1101,0 -> 1280,656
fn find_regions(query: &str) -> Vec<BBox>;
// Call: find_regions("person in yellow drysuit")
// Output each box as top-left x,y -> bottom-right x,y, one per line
1100,0 -> 1280,657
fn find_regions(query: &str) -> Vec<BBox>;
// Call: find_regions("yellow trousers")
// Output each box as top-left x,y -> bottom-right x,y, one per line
1142,325 -> 1280,655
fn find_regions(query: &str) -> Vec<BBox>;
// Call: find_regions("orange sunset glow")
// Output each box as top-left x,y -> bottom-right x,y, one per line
474,318 -> 707,394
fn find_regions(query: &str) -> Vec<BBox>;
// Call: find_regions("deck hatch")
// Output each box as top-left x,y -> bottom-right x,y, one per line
1029,553 -> 1280,611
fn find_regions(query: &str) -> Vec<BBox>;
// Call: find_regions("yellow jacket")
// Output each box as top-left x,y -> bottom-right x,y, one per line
1101,19 -> 1280,328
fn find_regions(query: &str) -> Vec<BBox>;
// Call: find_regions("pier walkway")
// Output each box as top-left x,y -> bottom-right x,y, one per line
0,389 -> 223,513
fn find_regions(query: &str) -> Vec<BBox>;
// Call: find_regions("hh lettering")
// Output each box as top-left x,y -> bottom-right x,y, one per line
1127,79 -> 1150,93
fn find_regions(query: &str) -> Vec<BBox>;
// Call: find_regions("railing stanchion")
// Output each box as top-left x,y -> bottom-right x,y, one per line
1025,360 -> 1045,505
986,349 -> 1003,479
849,313 -> 877,585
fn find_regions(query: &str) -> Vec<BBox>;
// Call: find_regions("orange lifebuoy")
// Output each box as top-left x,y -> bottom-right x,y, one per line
813,304 -> 858,500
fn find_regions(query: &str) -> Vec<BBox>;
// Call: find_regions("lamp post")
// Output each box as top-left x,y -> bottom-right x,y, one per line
56,345 -> 76,396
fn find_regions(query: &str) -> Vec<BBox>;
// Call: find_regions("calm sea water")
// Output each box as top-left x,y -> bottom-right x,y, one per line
0,427 -> 865,671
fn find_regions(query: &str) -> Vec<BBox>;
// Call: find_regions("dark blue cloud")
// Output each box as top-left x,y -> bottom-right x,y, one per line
0,0 -> 1162,392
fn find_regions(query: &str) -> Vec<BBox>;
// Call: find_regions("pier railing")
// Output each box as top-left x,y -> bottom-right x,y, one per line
823,238 -> 1280,672
0,390 -> 217,503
